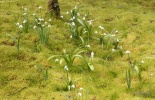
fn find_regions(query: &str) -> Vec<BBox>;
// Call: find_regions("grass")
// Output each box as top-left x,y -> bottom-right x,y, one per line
0,0 -> 155,99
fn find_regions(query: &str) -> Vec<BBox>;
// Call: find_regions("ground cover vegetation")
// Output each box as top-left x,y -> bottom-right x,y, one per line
0,0 -> 155,99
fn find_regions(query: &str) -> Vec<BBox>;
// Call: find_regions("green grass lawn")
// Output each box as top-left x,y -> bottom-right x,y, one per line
0,0 -> 155,99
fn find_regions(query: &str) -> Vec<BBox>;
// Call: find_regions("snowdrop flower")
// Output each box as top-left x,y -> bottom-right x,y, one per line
115,30 -> 119,34
66,11 -> 69,14
78,92 -> 82,97
48,19 -> 52,22
19,25 -> 23,29
85,44 -> 90,48
39,18 -> 44,21
42,24 -> 45,27
125,50 -> 130,54
74,6 -> 77,9
103,33 -> 107,35
70,18 -> 73,21
71,84 -> 75,88
60,16 -> 63,19
33,13 -> 36,16
116,39 -> 119,42
79,87 -> 84,91
24,8 -> 27,11
45,22 -> 47,25
111,34 -> 115,37
84,31 -> 87,33
33,26 -> 37,29
38,6 -> 42,9
64,65 -> 68,71
83,17 -> 85,20
77,13 -> 80,16
55,59 -> 59,62
38,22 -> 41,25
70,35 -> 72,39
91,52 -> 94,60
112,49 -> 115,52
48,25 -> 51,28
150,74 -> 153,76
87,21 -> 92,25
72,16 -> 75,19
95,31 -> 98,34
141,60 -> 144,64
99,26 -> 104,30
23,13 -> 27,15
23,20 -> 27,23
70,10 -> 73,13
71,22 -> 75,26
16,22 -> 20,26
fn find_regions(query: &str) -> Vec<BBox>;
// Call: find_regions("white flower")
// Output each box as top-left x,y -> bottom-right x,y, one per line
48,19 -> 52,22
79,87 -> 84,91
42,24 -> 45,27
116,39 -> 119,42
103,33 -> 107,35
23,13 -> 27,15
88,21 -> 92,25
66,11 -> 69,14
72,16 -> 75,19
23,20 -> 27,23
64,65 -> 68,71
16,22 -> 20,26
45,22 -> 47,25
85,44 -> 90,48
38,6 -> 42,9
70,35 -> 72,39
38,22 -> 41,25
48,25 -> 51,28
33,13 -> 36,16
19,25 -> 23,29
77,13 -> 80,16
38,18 -> 44,21
112,49 -> 115,52
24,8 -> 27,11
60,16 -> 63,19
84,31 -> 87,33
78,92 -> 82,97
83,17 -> 85,20
141,60 -> 144,64
74,6 -> 77,9
91,52 -> 94,60
71,22 -> 75,26
55,59 -> 59,62
95,31 -> 98,34
125,50 -> 130,54
70,10 -> 73,13
150,74 -> 153,76
111,34 -> 115,37
70,18 -> 73,21
33,26 -> 37,29
71,84 -> 75,88
115,30 -> 119,34
34,65 -> 37,68
99,26 -> 104,30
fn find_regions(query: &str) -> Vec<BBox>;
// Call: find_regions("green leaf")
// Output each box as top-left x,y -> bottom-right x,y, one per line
88,63 -> 94,71
5,33 -> 16,43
